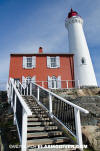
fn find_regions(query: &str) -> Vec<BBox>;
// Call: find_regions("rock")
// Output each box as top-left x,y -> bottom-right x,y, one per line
54,88 -> 100,151
82,126 -> 100,151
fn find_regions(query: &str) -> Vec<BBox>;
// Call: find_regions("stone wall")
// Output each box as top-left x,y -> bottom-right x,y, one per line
52,88 -> 100,151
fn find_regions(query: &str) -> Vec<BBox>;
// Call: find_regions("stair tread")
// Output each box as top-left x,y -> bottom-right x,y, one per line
27,126 -> 58,131
28,121 -> 54,126
28,117 -> 50,121
27,131 -> 63,138
27,137 -> 69,146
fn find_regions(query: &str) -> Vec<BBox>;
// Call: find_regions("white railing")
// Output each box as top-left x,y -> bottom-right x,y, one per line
36,80 -> 78,89
7,79 -> 88,150
7,78 -> 32,151
21,79 -> 80,90
30,82 -> 88,150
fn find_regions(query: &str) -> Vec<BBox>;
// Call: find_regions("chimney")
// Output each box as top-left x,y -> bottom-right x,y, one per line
39,47 -> 43,53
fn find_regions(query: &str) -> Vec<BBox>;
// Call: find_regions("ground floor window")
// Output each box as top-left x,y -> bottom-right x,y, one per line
26,76 -> 31,85
22,76 -> 36,88
48,76 -> 61,89
51,76 -> 57,89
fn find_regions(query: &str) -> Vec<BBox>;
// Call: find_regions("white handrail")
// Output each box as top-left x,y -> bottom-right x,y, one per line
31,82 -> 89,114
10,79 -> 32,115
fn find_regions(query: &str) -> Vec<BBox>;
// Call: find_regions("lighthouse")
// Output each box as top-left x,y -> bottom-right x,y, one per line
65,9 -> 97,87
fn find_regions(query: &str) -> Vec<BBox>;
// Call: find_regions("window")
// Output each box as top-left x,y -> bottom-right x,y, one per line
47,56 -> 60,68
26,76 -> 31,85
81,57 -> 86,65
27,57 -> 32,68
51,76 -> 57,89
23,56 -> 36,69
22,76 -> 36,88
48,76 -> 61,89
51,57 -> 56,67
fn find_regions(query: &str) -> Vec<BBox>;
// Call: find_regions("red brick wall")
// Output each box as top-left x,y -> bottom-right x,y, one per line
9,54 -> 74,88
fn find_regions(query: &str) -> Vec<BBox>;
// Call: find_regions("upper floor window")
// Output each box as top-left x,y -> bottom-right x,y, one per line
47,56 -> 60,68
23,56 -> 36,69
27,57 -> 32,68
51,57 -> 56,67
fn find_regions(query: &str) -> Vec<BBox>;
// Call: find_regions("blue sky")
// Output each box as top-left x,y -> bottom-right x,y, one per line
0,0 -> 100,86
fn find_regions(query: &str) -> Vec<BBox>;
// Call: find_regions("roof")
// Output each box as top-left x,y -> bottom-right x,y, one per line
10,53 -> 74,56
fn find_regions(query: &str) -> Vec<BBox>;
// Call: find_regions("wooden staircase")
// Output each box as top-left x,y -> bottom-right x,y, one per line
23,96 -> 74,150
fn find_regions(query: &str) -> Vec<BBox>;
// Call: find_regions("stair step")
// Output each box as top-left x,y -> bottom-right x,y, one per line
32,109 -> 47,112
27,126 -> 58,131
26,102 -> 38,106
28,114 -> 48,118
27,131 -> 63,138
28,117 -> 50,121
27,121 -> 54,126
27,137 -> 69,146
31,109 -> 44,111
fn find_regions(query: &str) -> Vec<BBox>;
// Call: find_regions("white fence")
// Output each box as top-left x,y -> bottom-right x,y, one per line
22,80 -> 80,89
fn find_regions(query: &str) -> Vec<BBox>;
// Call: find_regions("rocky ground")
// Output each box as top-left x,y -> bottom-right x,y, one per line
0,91 -> 20,151
52,88 -> 100,151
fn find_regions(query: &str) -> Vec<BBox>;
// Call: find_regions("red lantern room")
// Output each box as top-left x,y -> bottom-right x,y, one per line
68,8 -> 78,18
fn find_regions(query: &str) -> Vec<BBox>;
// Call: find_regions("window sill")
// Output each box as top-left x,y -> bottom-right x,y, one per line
23,67 -> 35,69
48,67 -> 60,68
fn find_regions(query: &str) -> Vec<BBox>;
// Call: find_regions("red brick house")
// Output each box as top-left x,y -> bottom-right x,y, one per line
9,47 -> 75,89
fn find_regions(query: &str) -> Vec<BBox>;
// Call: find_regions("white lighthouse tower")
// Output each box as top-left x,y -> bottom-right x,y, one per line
65,9 -> 97,87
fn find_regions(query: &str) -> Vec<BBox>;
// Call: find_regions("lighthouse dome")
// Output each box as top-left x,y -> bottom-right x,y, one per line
68,8 -> 78,18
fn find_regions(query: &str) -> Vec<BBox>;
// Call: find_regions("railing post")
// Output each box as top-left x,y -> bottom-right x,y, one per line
8,82 -> 11,103
21,108 -> 27,151
37,87 -> 40,101
30,83 -> 32,96
49,93 -> 53,117
21,86 -> 22,95
11,85 -> 13,108
42,81 -> 44,88
27,86 -> 28,96
24,88 -> 25,95
74,108 -> 83,150
14,94 -> 17,125
77,80 -> 80,89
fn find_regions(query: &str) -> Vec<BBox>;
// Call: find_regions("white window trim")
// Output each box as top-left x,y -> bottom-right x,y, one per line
23,56 -> 36,69
47,56 -> 60,68
48,75 -> 61,89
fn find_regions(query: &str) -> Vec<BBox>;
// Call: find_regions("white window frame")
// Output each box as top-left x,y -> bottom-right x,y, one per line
23,56 -> 36,69
48,75 -> 61,89
47,56 -> 60,68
